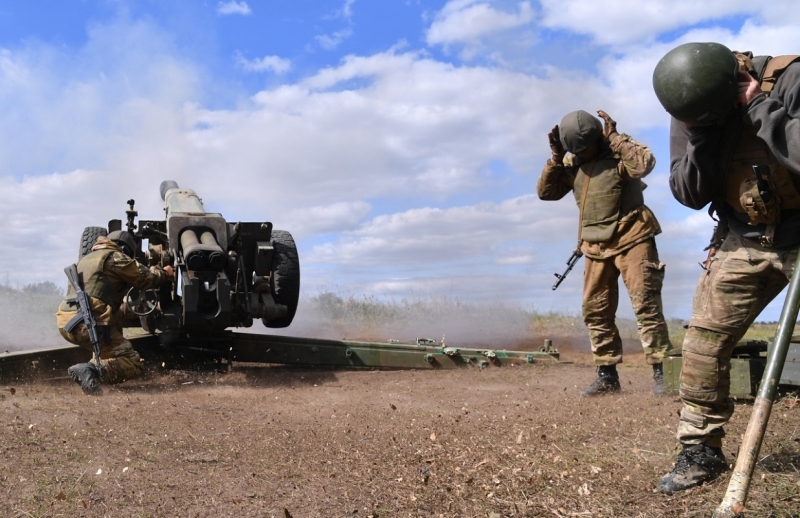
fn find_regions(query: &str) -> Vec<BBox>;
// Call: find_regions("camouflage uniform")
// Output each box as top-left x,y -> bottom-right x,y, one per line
538,131 -> 673,366
669,58 -> 800,448
56,236 -> 170,384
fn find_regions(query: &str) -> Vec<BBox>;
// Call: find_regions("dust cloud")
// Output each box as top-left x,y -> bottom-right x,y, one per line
0,284 -> 66,352
0,288 -> 602,354
273,293 -> 591,350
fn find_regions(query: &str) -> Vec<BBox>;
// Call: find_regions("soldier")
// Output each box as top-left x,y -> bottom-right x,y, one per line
537,109 -> 673,396
652,42 -> 800,493
56,230 -> 173,395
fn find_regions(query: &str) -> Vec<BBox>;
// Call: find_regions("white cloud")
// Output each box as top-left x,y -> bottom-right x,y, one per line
286,201 -> 372,235
181,50 -> 608,217
235,53 -> 292,74
316,28 -> 354,51
537,0 -> 784,46
426,0 -> 535,48
0,49 -> 32,86
309,195 -> 569,267
341,0 -> 356,20
217,1 -> 251,16
0,18 -> 201,181
0,170 -> 122,284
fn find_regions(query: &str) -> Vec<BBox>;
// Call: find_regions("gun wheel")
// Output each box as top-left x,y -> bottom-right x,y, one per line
125,287 -> 159,317
262,230 -> 300,328
79,226 -> 108,259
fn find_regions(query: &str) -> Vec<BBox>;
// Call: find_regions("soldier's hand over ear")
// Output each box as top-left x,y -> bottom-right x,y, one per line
548,125 -> 565,165
597,110 -> 617,139
737,70 -> 762,107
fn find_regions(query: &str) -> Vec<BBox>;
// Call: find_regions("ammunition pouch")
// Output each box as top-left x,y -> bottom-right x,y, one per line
738,174 -> 780,226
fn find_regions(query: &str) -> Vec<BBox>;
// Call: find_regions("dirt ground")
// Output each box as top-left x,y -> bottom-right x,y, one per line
2,338 -> 799,518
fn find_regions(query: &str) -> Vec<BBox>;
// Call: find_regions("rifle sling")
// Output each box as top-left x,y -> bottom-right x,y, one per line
576,159 -> 597,249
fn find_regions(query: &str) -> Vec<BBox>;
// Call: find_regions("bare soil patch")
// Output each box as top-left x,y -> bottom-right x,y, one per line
2,338 -> 799,517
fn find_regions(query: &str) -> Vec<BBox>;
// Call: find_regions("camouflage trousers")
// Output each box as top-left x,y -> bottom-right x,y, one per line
582,238 -> 673,366
678,232 -> 797,448
58,320 -> 145,385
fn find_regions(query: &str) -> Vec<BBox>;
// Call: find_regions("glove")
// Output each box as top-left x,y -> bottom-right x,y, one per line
597,110 -> 617,139
548,125 -> 565,165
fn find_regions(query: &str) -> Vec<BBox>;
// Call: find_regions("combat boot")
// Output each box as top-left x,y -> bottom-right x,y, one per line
658,444 -> 729,494
67,363 -> 103,396
581,365 -> 621,396
652,363 -> 667,396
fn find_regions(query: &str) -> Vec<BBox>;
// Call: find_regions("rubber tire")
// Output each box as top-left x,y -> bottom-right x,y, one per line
262,230 -> 300,328
79,226 -> 108,259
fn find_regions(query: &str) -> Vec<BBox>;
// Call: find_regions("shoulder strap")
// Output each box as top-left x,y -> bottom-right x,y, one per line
576,160 -> 597,246
760,55 -> 800,94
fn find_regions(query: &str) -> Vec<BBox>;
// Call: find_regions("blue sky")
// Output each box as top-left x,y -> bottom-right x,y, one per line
2,0 -> 800,324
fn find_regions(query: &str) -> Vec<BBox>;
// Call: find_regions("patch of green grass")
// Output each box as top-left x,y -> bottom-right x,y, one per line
741,322 -> 780,342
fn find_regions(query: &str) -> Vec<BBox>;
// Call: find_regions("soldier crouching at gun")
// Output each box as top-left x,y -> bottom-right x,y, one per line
55,231 -> 174,395
537,109 -> 673,396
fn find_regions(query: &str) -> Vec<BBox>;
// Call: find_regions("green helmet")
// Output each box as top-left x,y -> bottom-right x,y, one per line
652,42 -> 739,126
558,110 -> 602,153
107,230 -> 136,257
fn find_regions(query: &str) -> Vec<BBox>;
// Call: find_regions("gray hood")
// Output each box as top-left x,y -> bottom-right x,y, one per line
559,110 -> 602,153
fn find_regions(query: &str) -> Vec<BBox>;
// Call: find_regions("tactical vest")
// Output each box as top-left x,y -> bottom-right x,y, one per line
572,155 -> 644,243
61,249 -> 123,312
723,55 -> 800,225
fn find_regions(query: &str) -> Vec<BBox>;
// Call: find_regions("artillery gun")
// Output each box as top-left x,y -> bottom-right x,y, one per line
1,181 -> 561,381
79,180 -> 300,348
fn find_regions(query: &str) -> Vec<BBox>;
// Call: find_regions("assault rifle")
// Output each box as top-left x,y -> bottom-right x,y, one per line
552,247 -> 583,290
64,264 -> 104,380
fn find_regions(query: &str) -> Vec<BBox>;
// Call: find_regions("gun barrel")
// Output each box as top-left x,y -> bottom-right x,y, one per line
180,229 -> 225,271
160,180 -> 180,201
180,230 -> 204,271
200,231 -> 226,270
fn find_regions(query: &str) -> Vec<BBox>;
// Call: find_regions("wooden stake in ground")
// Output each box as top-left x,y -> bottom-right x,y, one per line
712,252 -> 800,518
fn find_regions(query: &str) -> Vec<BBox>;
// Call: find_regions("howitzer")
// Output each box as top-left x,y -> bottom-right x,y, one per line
24,180 -> 561,375
77,180 -> 300,348
63,264 -> 104,380
552,248 -> 583,290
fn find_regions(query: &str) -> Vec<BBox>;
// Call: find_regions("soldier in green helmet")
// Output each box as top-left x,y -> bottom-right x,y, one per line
537,109 -> 673,396
653,42 -> 800,493
56,231 -> 173,395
